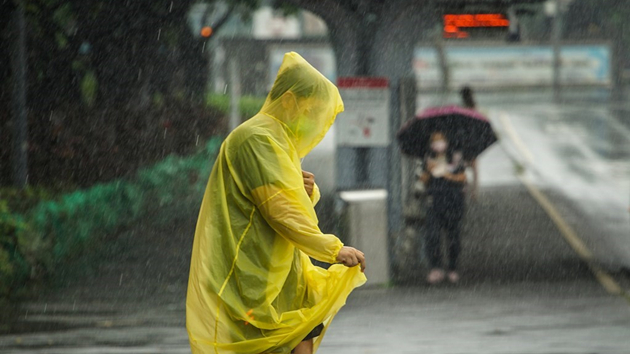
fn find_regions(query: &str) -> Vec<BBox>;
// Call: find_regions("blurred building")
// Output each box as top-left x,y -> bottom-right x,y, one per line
252,6 -> 328,39
189,2 -> 330,96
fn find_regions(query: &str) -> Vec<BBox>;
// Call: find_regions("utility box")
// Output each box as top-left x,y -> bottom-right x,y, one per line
337,189 -> 390,286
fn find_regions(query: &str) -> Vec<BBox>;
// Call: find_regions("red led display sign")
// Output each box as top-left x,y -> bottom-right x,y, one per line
443,14 -> 510,38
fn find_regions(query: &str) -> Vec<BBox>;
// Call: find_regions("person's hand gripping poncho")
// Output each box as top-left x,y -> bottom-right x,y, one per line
186,52 -> 367,354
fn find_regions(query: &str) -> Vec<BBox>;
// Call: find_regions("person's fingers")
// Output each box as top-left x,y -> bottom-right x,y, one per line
349,254 -> 362,269
346,252 -> 358,267
356,251 -> 366,272
303,174 -> 314,187
302,171 -> 315,196
337,247 -> 366,270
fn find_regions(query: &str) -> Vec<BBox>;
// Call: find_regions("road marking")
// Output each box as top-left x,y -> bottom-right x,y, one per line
498,113 -> 535,165
518,175 -> 624,296
497,110 -> 630,301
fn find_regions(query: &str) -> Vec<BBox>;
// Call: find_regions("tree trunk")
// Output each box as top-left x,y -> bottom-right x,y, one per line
10,3 -> 28,188
327,18 -> 361,77
0,1 -> 16,110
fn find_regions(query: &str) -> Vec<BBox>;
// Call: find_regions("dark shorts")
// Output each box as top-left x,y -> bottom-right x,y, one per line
302,323 -> 324,341
291,324 -> 324,353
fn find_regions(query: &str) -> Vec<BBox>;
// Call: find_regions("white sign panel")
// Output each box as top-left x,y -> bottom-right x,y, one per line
413,44 -> 611,89
560,45 -> 610,84
336,78 -> 390,147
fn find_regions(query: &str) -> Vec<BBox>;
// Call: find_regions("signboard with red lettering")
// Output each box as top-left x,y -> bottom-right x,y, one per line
443,13 -> 510,38
336,77 -> 390,147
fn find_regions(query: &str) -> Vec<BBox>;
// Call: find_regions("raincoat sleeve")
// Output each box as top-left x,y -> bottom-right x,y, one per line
230,134 -> 343,264
310,182 -> 321,206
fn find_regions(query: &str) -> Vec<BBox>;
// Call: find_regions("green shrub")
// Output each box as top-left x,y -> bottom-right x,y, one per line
29,181 -> 141,262
0,201 -> 31,298
35,137 -> 221,265
1,136 -> 223,301
205,93 -> 265,119
239,95 -> 267,118
206,93 -> 230,113
0,186 -> 56,214
0,186 -> 58,297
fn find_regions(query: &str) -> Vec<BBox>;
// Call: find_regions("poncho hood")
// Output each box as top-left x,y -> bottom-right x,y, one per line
260,52 -> 344,158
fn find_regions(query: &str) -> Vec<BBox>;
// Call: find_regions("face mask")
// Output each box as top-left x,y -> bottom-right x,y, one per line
289,94 -> 331,157
289,97 -> 311,133
294,114 -> 323,156
431,140 -> 448,153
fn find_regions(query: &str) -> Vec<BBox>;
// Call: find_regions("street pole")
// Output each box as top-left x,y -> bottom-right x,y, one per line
389,77 -> 416,280
551,0 -> 561,102
434,24 -> 449,102
11,1 -> 28,188
551,0 -> 570,103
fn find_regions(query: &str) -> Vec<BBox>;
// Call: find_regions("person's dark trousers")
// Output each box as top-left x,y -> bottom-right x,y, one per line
424,192 -> 464,271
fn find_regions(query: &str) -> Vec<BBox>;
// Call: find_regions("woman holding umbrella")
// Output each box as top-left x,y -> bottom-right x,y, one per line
397,101 -> 497,284
420,131 -> 467,284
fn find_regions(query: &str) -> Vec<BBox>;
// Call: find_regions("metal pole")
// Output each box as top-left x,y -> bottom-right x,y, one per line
357,148 -> 369,187
552,0 -> 563,102
386,79 -> 403,258
388,77 -> 416,280
433,23 -> 449,101
11,1 -> 28,188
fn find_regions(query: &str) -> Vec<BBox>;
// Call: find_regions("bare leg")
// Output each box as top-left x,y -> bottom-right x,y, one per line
293,339 -> 314,354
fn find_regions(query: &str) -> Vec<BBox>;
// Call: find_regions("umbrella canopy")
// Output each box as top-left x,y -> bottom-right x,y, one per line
396,105 -> 497,160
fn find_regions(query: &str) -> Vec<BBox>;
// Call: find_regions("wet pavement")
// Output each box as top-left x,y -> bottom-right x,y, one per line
323,281 -> 629,354
2,174 -> 628,353
489,102 -> 630,270
1,89 -> 629,353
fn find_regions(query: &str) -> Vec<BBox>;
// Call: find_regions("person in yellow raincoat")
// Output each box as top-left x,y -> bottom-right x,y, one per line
186,52 -> 368,354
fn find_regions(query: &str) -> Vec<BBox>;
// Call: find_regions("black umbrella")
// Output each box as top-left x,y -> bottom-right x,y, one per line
396,105 -> 497,160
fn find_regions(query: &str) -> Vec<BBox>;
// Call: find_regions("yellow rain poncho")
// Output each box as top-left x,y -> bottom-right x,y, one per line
186,52 -> 367,354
